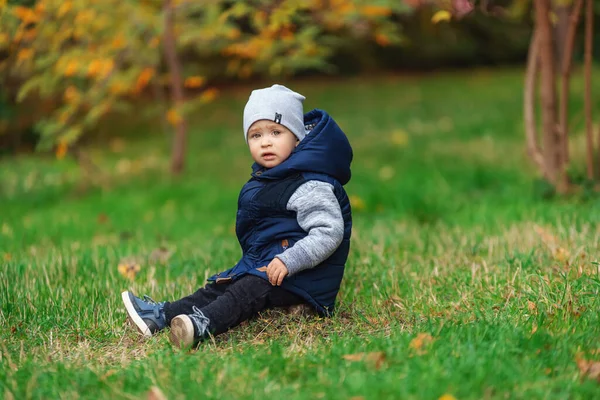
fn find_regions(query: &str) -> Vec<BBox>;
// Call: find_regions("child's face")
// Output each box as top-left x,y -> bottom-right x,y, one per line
247,120 -> 299,168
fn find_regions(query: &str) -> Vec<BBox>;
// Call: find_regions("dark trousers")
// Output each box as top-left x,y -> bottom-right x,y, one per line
163,275 -> 304,336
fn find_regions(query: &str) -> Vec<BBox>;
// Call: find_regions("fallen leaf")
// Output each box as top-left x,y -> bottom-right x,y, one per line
390,129 -> 409,147
149,247 -> 172,264
349,195 -> 366,211
118,260 -> 141,281
342,351 -> 386,369
147,386 -> 167,400
378,166 -> 395,181
97,213 -> 109,224
256,266 -> 268,272
409,333 -> 435,355
576,358 -> 600,382
438,395 -> 457,400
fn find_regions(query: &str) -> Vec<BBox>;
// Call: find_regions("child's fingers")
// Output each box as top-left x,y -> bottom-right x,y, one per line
276,270 -> 285,286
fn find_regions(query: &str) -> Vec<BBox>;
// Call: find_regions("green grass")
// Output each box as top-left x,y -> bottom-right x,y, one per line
2,68 -> 600,399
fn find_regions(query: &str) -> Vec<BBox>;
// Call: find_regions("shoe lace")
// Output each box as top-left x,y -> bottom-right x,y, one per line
189,306 -> 210,337
142,295 -> 165,319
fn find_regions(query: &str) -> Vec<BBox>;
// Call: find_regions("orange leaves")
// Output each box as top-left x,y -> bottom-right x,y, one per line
360,5 -> 392,17
342,351 -> 386,369
199,88 -> 218,103
409,332 -> 435,355
87,59 -> 114,79
17,48 -> 34,63
111,35 -> 126,50
118,260 -> 141,281
13,6 -> 40,24
134,67 -> 155,93
184,76 -> 205,89
374,33 -> 390,47
166,109 -> 182,126
55,141 -> 68,160
64,60 -> 79,77
149,37 -> 160,48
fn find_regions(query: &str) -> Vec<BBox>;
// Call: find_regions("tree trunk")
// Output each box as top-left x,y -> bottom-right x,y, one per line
524,29 -> 546,175
559,0 -> 583,167
554,3 -> 571,68
163,0 -> 187,175
584,0 -> 594,180
535,0 -> 567,192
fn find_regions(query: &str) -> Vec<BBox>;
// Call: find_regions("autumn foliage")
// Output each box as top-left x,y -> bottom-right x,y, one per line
0,0 -> 403,172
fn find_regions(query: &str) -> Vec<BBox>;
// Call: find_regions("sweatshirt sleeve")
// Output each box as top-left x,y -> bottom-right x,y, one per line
275,180 -> 344,276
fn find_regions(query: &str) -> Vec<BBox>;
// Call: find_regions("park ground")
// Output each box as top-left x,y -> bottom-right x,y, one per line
1,68 -> 600,399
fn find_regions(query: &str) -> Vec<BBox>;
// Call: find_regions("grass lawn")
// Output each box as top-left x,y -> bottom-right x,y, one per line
1,68 -> 600,399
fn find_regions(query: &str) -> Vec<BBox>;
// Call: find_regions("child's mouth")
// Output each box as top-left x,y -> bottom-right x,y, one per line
262,153 -> 276,160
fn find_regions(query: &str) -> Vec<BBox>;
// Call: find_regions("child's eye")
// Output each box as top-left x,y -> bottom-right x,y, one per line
271,130 -> 281,136
251,133 -> 261,139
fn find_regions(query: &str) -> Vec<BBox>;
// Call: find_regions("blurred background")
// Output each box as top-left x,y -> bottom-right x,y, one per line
1,0 -> 600,234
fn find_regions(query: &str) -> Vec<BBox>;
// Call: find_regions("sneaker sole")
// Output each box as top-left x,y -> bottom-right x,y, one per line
170,315 -> 195,349
121,291 -> 152,338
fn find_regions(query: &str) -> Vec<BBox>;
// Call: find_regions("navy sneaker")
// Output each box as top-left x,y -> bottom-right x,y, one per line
121,291 -> 166,337
170,306 -> 210,349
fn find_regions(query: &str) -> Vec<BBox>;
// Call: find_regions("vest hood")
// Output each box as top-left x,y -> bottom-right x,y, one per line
251,109 -> 353,185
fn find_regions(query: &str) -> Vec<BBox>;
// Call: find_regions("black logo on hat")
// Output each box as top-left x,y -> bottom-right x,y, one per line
274,113 -> 282,124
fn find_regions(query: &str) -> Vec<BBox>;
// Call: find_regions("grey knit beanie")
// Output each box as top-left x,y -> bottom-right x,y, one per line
243,84 -> 306,142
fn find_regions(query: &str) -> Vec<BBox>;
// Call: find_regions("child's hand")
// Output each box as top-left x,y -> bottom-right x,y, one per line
265,258 -> 289,286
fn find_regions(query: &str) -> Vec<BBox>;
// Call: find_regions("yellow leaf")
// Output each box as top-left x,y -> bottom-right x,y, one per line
87,60 -> 103,78
200,88 -> 218,103
390,129 -> 409,147
184,76 -> 205,89
166,109 -> 182,126
349,195 -> 366,211
100,59 -> 114,78
58,1 -> 72,18
431,10 -> 452,24
117,262 -> 141,281
64,60 -> 78,77
438,395 -> 457,400
55,141 -> 68,160
109,81 -> 128,95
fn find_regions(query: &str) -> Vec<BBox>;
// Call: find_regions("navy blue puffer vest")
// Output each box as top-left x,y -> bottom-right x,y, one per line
208,109 -> 353,315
